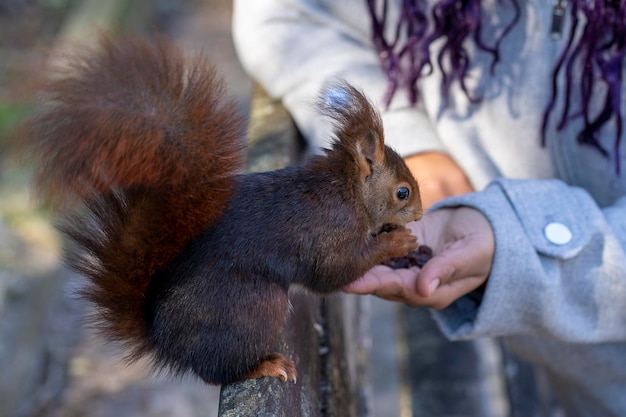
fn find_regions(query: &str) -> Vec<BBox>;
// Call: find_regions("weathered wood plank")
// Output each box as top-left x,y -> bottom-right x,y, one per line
320,294 -> 371,417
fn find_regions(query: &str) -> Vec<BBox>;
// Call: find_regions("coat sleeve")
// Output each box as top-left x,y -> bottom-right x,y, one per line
232,0 -> 444,156
430,178 -> 626,343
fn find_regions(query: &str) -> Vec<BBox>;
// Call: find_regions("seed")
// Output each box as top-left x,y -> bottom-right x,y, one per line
381,245 -> 433,269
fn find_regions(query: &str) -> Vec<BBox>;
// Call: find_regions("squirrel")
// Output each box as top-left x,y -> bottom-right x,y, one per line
20,34 -> 422,385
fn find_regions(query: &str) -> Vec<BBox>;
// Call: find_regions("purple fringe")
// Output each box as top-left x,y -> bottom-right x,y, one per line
368,0 -> 624,173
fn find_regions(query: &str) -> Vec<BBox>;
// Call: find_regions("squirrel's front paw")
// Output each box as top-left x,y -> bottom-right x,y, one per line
378,226 -> 418,259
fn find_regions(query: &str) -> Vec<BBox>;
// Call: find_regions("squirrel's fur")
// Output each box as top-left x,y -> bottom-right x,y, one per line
22,35 -> 422,384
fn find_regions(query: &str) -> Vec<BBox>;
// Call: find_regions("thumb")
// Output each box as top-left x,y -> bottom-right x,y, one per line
416,236 -> 492,297
415,252 -> 456,297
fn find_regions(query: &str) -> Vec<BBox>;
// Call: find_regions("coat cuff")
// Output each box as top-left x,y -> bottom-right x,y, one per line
428,179 -> 594,340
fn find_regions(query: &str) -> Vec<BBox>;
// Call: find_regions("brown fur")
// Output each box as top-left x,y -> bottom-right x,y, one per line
20,35 -> 422,384
22,35 -> 246,352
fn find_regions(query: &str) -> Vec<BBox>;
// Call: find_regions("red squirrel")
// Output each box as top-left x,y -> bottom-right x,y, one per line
21,35 -> 422,385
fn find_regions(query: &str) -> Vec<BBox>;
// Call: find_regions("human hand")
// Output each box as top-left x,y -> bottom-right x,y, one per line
346,207 -> 494,309
404,152 -> 474,210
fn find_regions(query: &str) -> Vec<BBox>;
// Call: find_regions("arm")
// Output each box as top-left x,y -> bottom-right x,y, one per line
348,178 -> 626,343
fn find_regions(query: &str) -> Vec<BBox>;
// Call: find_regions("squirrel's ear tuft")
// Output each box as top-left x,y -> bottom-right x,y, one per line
318,82 -> 385,169
318,81 -> 362,116
321,84 -> 352,111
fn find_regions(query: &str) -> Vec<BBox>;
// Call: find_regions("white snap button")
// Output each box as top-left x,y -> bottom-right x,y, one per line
544,222 -> 572,245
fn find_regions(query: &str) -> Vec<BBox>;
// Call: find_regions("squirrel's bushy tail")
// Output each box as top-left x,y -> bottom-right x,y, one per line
22,35 -> 246,358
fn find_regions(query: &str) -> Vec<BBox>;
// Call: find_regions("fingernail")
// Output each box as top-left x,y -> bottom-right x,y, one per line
427,279 -> 440,296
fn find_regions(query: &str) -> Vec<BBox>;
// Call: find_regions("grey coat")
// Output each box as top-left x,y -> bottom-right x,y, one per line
234,1 -> 626,415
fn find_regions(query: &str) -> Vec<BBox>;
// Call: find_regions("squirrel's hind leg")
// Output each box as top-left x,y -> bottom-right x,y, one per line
243,353 -> 297,383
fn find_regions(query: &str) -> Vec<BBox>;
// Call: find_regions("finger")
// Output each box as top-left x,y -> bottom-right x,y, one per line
415,254 -> 456,297
416,237 -> 490,297
344,266 -> 420,300
428,276 -> 485,309
343,265 -> 397,294
418,275 -> 486,309
368,268 -> 420,300
367,270 -> 483,309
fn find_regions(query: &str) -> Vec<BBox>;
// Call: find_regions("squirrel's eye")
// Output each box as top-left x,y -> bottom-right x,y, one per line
396,187 -> 410,200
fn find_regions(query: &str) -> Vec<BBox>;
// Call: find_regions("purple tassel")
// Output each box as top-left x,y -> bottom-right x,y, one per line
367,0 -> 625,174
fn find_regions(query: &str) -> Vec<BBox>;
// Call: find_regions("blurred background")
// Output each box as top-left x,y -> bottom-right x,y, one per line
0,1 -> 251,416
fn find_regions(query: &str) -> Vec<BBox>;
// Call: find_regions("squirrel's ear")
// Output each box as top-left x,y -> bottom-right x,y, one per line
352,130 -> 384,179
319,82 -> 385,175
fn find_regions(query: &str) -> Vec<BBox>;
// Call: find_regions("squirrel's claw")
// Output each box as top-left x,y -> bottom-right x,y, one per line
244,353 -> 297,384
